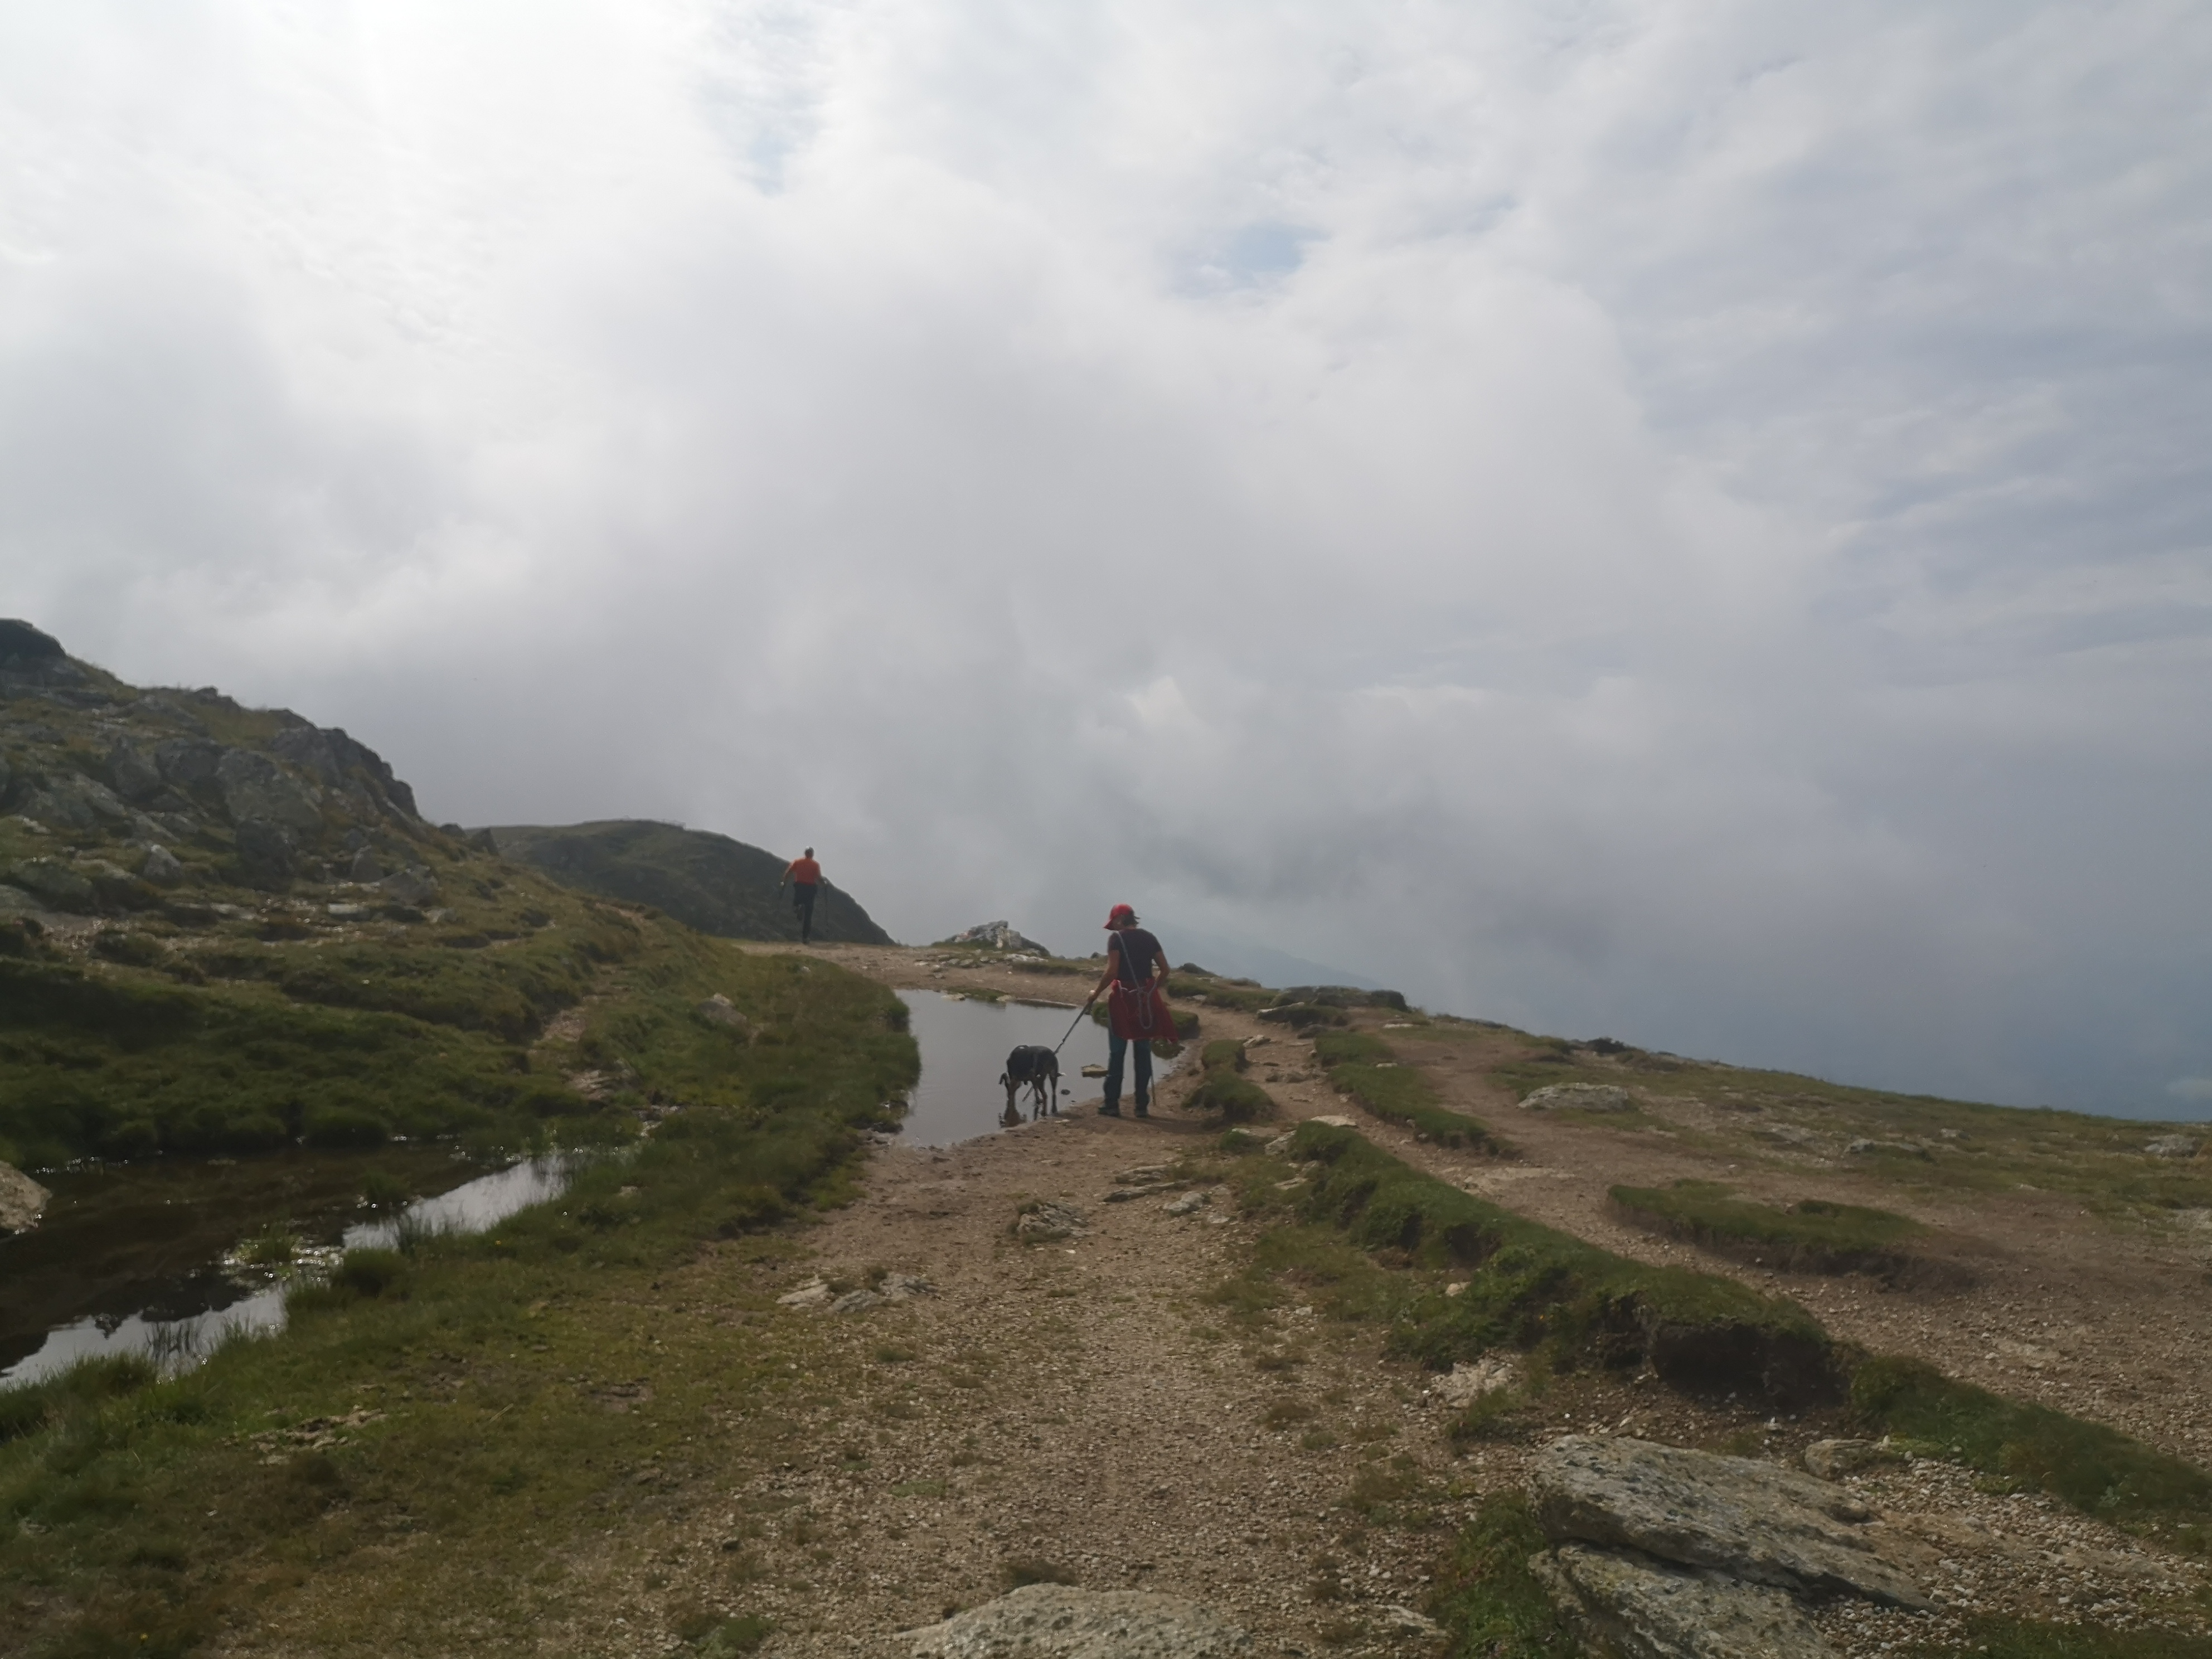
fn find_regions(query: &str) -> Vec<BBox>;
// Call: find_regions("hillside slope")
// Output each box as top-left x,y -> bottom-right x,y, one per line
0,623 -> 885,1169
484,819 -> 894,946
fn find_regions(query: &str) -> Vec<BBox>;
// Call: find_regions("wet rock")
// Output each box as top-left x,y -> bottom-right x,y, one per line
1530,1435 -> 1927,1608
1846,1138 -> 1928,1159
1435,1354 -> 1521,1408
1521,1083 -> 1634,1112
217,748 -> 324,833
139,844 -> 184,887
0,1161 -> 51,1235
379,865 -> 440,906
234,817 -> 297,885
1016,1201 -> 1090,1243
902,1583 -> 1250,1657
1532,1541 -> 1833,1659
5,857 -> 95,912
2145,1134 -> 2199,1159
1801,1439 -> 1903,1481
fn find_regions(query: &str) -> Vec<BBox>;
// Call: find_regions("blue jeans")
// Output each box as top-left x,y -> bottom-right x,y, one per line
1105,1029 -> 1152,1111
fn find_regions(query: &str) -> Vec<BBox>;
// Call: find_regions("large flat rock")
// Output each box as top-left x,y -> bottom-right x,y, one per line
903,1585 -> 1250,1658
1531,1435 -> 1928,1608
1533,1543 -> 1834,1659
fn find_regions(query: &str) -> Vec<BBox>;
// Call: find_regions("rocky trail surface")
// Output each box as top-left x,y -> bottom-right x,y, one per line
604,943 -> 2212,1658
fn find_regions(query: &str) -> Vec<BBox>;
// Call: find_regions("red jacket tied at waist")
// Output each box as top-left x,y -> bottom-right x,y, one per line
1107,979 -> 1176,1042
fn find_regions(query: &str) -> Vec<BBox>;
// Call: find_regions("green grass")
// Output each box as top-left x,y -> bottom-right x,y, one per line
1286,1122 -> 1841,1405
0,941 -> 918,1657
1610,1180 -> 1930,1277
1311,1032 -> 1507,1153
1854,1357 -> 2212,1530
1183,1038 -> 1276,1123
1425,1492 -> 1581,1658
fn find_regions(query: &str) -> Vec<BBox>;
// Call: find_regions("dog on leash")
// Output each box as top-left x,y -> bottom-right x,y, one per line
1000,1044 -> 1061,1119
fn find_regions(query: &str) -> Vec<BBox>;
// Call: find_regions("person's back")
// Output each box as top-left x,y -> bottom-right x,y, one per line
782,847 -> 823,942
1090,904 -> 1170,1118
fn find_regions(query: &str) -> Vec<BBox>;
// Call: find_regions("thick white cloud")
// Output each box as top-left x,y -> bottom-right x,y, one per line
3,0 -> 2208,1113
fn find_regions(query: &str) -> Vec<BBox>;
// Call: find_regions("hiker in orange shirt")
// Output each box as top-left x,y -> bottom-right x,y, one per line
1089,903 -> 1172,1118
779,847 -> 823,944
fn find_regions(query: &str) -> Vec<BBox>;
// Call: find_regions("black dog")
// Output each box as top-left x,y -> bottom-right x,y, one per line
1000,1044 -> 1061,1119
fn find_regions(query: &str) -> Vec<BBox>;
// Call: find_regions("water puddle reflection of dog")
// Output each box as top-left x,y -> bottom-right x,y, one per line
894,990 -> 1182,1147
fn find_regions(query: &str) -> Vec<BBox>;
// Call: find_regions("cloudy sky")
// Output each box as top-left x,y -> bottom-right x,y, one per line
4,1 -> 2208,1116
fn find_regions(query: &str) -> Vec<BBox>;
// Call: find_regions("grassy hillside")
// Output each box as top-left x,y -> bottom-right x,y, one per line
484,819 -> 894,947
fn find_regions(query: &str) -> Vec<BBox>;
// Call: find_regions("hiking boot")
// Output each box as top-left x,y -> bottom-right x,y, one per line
1098,1104 -> 1122,1118
1133,1104 -> 1150,1118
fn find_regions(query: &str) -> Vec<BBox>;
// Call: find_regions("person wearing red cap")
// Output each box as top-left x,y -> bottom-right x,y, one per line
1089,903 -> 1171,1118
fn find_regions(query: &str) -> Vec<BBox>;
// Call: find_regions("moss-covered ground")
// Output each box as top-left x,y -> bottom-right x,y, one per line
1610,1178 -> 1931,1277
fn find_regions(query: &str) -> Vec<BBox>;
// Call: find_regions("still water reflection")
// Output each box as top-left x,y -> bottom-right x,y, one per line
895,989 -> 1180,1147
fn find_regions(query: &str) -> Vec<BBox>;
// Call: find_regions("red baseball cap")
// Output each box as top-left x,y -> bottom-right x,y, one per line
1104,903 -> 1137,927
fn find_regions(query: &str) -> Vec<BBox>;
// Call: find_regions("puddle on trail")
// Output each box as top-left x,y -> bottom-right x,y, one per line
895,989 -> 1181,1147
0,1152 -> 575,1386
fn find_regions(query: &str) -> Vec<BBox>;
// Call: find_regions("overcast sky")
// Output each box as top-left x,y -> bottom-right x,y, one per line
4,1 -> 2208,1117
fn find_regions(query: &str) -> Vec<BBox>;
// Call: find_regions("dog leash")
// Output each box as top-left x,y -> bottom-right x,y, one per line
1052,994 -> 1099,1055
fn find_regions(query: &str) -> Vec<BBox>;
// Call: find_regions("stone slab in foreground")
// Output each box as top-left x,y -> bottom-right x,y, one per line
1531,1435 -> 1928,1609
902,1585 -> 1251,1658
1534,1542 -> 1833,1659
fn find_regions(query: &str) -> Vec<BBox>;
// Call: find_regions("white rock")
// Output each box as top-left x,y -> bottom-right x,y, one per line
2146,1134 -> 2199,1158
775,1277 -> 832,1308
1437,1354 -> 1520,1407
0,1161 -> 51,1235
1521,1084 -> 1633,1112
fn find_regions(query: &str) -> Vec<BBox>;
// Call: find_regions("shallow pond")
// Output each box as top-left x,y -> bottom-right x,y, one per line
895,989 -> 1180,1146
0,1149 -> 573,1386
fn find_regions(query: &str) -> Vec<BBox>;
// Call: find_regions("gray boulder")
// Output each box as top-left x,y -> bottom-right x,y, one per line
1530,1435 -> 1927,1608
0,1161 -> 52,1235
217,748 -> 324,833
947,920 -> 1054,954
4,857 -> 95,912
234,817 -> 297,884
21,774 -> 130,832
107,742 -> 163,802
1015,1201 -> 1089,1243
1532,1542 -> 1833,1659
903,1584 -> 1250,1657
1522,1083 -> 1634,1112
694,993 -> 753,1039
153,738 -> 225,789
379,865 -> 439,906
350,847 -> 385,883
140,845 -> 185,887
2146,1134 -> 2199,1159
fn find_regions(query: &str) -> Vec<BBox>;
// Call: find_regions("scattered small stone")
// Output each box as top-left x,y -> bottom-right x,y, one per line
1521,1084 -> 1634,1112
1757,1124 -> 1822,1148
901,1583 -> 1251,1657
2145,1134 -> 2199,1158
1015,1202 -> 1090,1243
1801,1439 -> 1903,1482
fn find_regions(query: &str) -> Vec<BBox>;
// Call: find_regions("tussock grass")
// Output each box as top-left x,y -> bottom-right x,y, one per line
1426,1492 -> 1581,1658
1287,1122 -> 1841,1405
1855,1357 -> 2212,1527
1185,1039 -> 1277,1123
1611,1180 -> 1931,1278
1311,1032 -> 1507,1153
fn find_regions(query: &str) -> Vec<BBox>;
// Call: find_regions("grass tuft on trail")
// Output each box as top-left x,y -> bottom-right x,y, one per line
1184,1039 -> 1277,1123
1310,1032 -> 1507,1153
1854,1357 -> 2212,1527
1425,1491 -> 1582,1658
1611,1180 -> 1930,1277
1287,1121 -> 1840,1406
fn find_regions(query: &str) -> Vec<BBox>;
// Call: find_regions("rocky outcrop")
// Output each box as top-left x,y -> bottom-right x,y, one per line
902,1584 -> 1250,1657
4,857 -> 95,913
1531,1435 -> 1926,1608
1532,1542 -> 1830,1659
139,845 -> 184,887
1521,1083 -> 1634,1112
379,865 -> 440,906
0,1160 -> 51,1235
945,920 -> 1054,954
2146,1134 -> 2199,1158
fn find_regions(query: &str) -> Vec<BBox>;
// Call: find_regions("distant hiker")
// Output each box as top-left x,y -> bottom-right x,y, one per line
1089,904 -> 1172,1119
779,847 -> 822,944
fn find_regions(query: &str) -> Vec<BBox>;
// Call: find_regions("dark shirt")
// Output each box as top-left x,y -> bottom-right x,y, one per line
1108,927 -> 1163,986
